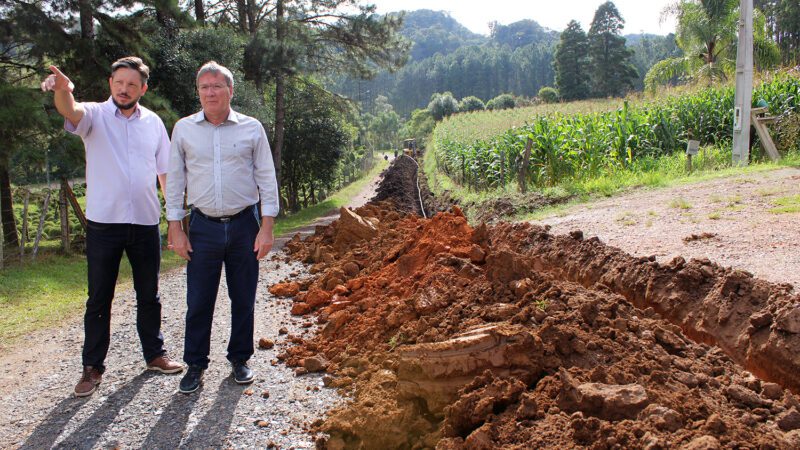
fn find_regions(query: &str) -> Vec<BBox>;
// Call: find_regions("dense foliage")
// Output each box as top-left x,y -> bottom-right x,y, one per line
0,0 -> 407,248
433,72 -> 800,190
555,20 -> 591,101
588,1 -> 639,97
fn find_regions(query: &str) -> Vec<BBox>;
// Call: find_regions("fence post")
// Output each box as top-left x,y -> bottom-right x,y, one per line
0,189 -> 3,269
20,189 -> 30,259
59,179 -> 70,254
31,189 -> 51,261
518,138 -> 533,193
62,179 -> 86,231
500,148 -> 505,190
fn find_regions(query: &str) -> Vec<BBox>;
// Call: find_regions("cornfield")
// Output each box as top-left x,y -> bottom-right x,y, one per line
433,72 -> 800,190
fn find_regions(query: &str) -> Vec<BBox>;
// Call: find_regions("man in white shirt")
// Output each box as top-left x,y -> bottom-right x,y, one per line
42,56 -> 184,398
166,61 -> 279,394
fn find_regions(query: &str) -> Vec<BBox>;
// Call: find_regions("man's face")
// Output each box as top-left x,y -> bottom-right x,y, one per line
108,67 -> 147,111
197,72 -> 233,118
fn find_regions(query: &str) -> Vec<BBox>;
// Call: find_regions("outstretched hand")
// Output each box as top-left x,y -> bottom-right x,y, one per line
41,66 -> 74,93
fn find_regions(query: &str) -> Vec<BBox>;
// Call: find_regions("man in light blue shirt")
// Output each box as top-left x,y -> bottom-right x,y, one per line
166,61 -> 279,393
42,57 -> 184,397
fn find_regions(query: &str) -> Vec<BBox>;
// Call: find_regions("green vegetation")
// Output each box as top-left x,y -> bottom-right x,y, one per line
770,194 -> 800,214
0,248 -> 185,349
669,198 -> 693,210
433,73 -> 800,191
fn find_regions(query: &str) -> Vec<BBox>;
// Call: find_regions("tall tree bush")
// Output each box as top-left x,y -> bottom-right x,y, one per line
588,1 -> 638,97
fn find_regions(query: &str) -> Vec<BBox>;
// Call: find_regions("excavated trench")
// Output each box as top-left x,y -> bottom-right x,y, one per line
271,156 -> 800,449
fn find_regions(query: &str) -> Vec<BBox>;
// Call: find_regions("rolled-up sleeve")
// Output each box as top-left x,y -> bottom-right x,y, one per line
253,124 -> 280,218
64,103 -> 96,138
166,121 -> 188,221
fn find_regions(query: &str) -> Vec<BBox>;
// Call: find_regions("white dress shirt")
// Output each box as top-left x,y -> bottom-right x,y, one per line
166,109 -> 280,221
65,98 -> 170,225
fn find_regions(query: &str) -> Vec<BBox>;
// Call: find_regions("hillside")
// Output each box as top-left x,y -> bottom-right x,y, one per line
331,10 -> 678,116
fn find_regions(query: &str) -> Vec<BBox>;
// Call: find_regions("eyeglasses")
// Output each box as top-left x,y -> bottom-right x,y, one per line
198,83 -> 228,93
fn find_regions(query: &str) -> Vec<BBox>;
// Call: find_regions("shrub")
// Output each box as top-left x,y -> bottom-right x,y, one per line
486,93 -> 516,111
538,87 -> 560,104
458,96 -> 485,113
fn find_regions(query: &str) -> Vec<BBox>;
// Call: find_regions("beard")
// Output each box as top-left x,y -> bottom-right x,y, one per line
112,96 -> 138,111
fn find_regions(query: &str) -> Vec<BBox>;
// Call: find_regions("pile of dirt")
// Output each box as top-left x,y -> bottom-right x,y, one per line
274,204 -> 800,449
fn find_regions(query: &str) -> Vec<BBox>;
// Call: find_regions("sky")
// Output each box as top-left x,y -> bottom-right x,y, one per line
368,0 -> 678,36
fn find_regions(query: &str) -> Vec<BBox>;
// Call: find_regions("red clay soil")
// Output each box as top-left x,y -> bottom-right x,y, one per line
273,203 -> 800,449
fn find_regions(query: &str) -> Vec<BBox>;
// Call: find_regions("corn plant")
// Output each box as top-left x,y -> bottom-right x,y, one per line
434,72 -> 800,191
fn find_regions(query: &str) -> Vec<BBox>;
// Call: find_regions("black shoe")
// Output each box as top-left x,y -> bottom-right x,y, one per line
179,365 -> 204,394
232,361 -> 254,384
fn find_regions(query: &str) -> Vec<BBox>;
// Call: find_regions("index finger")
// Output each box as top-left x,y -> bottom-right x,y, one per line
49,65 -> 66,78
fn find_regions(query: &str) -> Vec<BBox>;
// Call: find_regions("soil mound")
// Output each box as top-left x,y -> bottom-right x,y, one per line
274,204 -> 800,449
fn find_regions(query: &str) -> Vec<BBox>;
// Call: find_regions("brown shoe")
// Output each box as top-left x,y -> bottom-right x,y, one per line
74,366 -> 102,397
146,355 -> 185,374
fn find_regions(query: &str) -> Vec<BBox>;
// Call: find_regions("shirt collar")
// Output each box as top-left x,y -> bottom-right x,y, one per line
194,109 -> 240,124
104,97 -> 142,119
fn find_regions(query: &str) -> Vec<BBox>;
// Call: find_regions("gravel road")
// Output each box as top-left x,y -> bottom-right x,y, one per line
0,257 -> 341,449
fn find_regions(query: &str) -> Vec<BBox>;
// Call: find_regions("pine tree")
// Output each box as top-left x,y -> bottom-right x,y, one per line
554,20 -> 590,101
588,1 -> 638,97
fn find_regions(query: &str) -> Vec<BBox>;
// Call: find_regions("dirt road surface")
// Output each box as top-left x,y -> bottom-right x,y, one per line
538,167 -> 800,289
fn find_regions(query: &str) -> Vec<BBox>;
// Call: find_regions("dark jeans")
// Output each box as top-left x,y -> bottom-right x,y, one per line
83,221 -> 165,373
183,206 -> 260,369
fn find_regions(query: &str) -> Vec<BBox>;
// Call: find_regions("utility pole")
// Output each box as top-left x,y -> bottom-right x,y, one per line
732,0 -> 754,165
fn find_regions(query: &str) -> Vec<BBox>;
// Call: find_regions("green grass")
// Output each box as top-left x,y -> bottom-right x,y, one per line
0,247 -> 184,350
669,198 -> 693,210
426,141 -> 800,224
1,154 -> 389,350
770,194 -> 800,214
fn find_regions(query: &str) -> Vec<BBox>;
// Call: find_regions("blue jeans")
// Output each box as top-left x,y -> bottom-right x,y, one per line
183,206 -> 260,368
83,221 -> 165,372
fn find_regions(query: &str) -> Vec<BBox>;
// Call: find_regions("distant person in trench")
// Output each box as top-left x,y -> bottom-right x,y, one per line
41,57 -> 185,398
166,61 -> 280,394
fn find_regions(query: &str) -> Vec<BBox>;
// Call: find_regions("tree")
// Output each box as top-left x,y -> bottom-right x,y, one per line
554,20 -> 591,101
0,83 -> 47,248
645,0 -> 780,91
366,96 -> 401,150
427,91 -> 459,121
281,78 -> 349,211
538,86 -> 559,103
458,95 -> 485,112
235,0 -> 408,194
756,0 -> 800,65
400,108 -> 435,148
588,1 -> 638,97
486,93 -> 515,110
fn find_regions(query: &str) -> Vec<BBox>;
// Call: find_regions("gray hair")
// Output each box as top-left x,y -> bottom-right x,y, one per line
196,61 -> 234,88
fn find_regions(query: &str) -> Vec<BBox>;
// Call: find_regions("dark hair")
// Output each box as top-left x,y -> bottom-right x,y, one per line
111,56 -> 149,85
